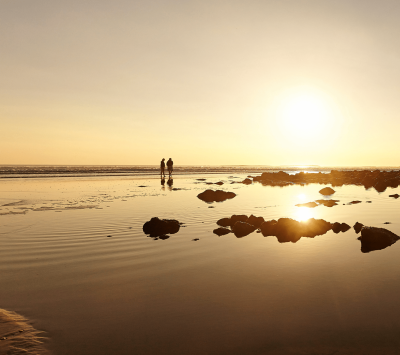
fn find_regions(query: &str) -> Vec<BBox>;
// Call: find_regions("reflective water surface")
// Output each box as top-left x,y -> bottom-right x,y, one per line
0,174 -> 400,354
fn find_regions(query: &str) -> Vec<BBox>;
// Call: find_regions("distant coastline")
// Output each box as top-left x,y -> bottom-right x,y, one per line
0,165 -> 399,179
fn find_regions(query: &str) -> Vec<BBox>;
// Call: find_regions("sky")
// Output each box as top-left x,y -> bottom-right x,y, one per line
1,0 -> 400,166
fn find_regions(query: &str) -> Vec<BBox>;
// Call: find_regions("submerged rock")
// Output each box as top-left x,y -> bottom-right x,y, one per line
315,199 -> 339,207
213,227 -> 232,236
358,226 -> 400,253
389,194 -> 400,199
197,190 -> 236,203
143,217 -> 180,237
296,202 -> 318,208
319,187 -> 336,195
349,200 -> 362,205
242,178 -> 252,185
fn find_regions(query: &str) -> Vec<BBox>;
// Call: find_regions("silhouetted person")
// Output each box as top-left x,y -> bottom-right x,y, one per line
160,158 -> 165,177
167,158 -> 173,177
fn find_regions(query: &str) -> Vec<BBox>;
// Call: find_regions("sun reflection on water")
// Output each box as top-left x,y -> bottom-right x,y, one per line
294,207 -> 314,222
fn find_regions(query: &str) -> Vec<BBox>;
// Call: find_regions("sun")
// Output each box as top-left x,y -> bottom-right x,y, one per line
276,88 -> 336,141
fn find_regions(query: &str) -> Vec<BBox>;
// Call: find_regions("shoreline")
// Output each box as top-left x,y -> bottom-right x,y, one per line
0,308 -> 48,355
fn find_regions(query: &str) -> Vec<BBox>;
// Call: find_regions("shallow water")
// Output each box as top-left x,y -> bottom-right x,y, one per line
0,174 -> 400,354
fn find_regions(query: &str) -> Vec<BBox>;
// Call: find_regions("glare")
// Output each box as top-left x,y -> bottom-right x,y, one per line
297,193 -> 307,201
294,207 -> 313,222
276,88 -> 338,143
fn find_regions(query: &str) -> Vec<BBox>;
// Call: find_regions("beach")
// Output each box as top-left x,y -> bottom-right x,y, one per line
1,167 -> 400,354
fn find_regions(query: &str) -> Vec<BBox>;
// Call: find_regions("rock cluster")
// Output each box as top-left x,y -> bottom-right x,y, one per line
197,190 -> 236,203
215,215 -> 336,242
251,170 -> 400,192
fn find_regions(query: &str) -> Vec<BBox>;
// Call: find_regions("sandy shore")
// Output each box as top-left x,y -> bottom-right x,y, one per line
0,309 -> 48,355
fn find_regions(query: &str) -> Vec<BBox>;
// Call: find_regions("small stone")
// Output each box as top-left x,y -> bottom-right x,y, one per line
192,238 -> 199,241
107,235 -> 112,237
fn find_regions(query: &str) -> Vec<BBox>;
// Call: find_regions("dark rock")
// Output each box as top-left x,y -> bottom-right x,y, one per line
143,217 -> 180,236
332,222 -> 350,233
242,178 -> 252,185
230,214 -> 248,225
232,221 -> 256,238
341,223 -> 351,232
216,217 -> 231,227
260,220 -> 278,236
215,181 -> 224,185
296,202 -> 318,208
383,222 -> 391,224
192,238 -> 199,241
213,227 -> 232,236
247,214 -> 265,228
389,194 -> 400,199
107,235 -> 112,237
197,189 -> 236,203
332,222 -> 342,234
196,179 -> 206,181
358,226 -> 400,253
349,200 -> 362,205
353,222 -> 364,234
315,199 -> 339,207
319,187 -> 335,195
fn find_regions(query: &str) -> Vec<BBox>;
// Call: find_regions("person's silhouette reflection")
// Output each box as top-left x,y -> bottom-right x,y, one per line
161,177 -> 165,190
167,178 -> 173,190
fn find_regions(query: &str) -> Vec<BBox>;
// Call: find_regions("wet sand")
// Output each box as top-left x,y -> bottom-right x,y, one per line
0,308 -> 48,355
1,172 -> 400,354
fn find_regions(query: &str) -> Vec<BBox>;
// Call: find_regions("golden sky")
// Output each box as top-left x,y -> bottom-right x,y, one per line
1,0 -> 400,166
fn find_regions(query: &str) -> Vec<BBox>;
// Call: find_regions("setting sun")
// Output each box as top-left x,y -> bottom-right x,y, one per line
277,89 -> 336,140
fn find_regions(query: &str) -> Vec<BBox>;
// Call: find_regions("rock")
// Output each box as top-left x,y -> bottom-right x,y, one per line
143,217 -> 180,236
389,194 -> 400,199
213,227 -> 232,236
331,222 -> 350,233
349,200 -> 362,205
197,190 -> 236,203
319,187 -> 335,195
216,217 -> 231,227
261,218 -> 332,243
107,235 -> 112,237
247,214 -> 265,228
358,226 -> 400,253
340,223 -> 351,232
259,220 -> 278,236
196,178 -> 206,181
296,202 -> 318,208
215,181 -> 224,185
232,221 -> 256,238
230,214 -> 248,225
315,199 -> 339,207
384,222 -> 391,224
242,178 -> 252,185
192,238 -> 199,241
353,222 -> 364,234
